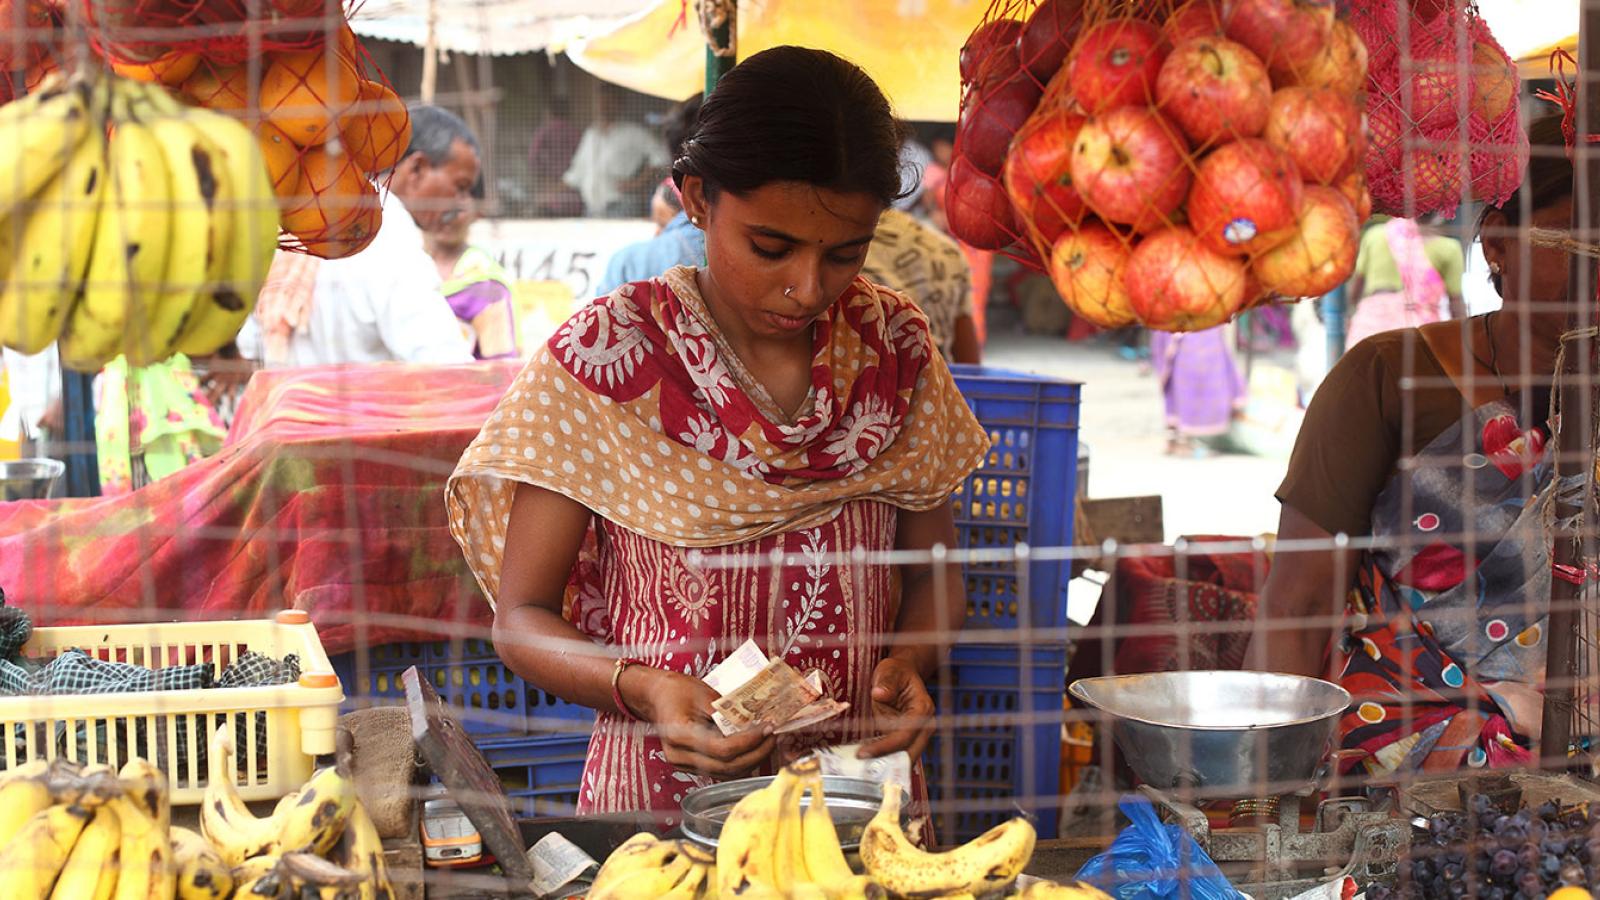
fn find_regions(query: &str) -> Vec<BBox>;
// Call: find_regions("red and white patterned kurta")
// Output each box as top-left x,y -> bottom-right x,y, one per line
577,501 -> 897,814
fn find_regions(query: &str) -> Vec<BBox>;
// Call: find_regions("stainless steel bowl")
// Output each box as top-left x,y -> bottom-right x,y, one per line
679,776 -> 907,850
0,459 -> 64,502
1069,670 -> 1351,793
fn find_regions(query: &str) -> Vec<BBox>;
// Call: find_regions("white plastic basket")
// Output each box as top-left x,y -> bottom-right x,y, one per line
0,610 -> 344,804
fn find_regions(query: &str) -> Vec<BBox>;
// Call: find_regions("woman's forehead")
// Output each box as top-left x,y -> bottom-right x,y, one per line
721,182 -> 882,240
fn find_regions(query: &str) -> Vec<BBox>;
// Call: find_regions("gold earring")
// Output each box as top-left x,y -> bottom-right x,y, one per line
1489,261 -> 1503,275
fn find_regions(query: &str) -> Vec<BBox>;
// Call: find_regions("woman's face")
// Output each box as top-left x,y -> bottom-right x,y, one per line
682,177 -> 883,342
433,200 -> 478,248
1484,197 -> 1574,313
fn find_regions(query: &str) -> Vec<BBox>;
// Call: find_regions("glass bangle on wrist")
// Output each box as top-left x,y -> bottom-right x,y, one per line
611,657 -> 646,722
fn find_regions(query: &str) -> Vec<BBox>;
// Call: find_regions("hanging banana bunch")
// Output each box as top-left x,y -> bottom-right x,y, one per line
0,67 -> 280,372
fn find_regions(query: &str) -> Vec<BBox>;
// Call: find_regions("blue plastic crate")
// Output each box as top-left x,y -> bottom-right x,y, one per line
950,365 -> 1081,631
329,639 -> 593,738
478,733 -> 590,818
924,642 -> 1066,843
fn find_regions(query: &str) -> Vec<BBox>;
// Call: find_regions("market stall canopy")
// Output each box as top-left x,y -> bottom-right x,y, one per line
565,0 -> 990,122
348,0 -> 654,56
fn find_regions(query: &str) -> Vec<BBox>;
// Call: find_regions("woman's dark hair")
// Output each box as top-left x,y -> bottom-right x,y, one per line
672,46 -> 909,208
1478,114 -> 1573,294
662,93 -> 703,164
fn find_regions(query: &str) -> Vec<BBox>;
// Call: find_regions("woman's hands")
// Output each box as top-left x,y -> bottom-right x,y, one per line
620,664 -> 775,778
858,656 -> 936,761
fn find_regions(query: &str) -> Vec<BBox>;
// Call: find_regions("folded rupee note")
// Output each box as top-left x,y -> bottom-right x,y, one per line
704,640 -> 849,736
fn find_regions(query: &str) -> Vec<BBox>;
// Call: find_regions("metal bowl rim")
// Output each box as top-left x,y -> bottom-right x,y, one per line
1068,671 -> 1352,732
678,774 -> 906,849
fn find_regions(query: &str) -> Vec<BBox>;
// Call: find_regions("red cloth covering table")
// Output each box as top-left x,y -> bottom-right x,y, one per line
0,361 -> 521,656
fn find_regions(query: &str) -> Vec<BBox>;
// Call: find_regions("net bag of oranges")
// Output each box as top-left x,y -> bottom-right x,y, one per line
951,0 -> 1370,333
76,0 -> 411,259
0,0 -> 67,103
1349,0 -> 1524,218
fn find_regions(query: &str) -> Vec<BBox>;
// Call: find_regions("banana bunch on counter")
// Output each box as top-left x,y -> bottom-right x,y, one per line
0,755 -> 219,899
201,725 -> 393,900
588,758 -> 1109,899
0,68 -> 278,372
0,730 -> 393,900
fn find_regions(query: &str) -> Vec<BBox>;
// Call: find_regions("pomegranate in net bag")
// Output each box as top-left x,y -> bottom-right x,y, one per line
957,0 -> 1369,332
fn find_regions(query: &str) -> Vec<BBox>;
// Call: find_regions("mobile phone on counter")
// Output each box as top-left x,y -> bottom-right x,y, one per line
420,796 -> 486,867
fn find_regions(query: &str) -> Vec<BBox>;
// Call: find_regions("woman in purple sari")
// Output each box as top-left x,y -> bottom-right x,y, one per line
1150,325 -> 1246,455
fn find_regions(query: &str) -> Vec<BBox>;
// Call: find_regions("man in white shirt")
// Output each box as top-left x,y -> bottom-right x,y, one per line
563,86 -> 669,218
270,106 -> 481,367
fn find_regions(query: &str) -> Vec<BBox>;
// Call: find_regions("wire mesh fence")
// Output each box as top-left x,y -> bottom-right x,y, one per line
0,0 -> 1599,896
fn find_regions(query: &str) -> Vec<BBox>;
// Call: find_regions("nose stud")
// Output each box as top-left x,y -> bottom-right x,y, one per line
784,286 -> 796,297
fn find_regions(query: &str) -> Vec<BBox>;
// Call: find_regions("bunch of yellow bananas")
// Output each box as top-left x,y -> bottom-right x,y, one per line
0,756 -> 221,899
199,725 -> 393,900
590,758 -> 1102,899
0,736 -> 393,900
0,68 -> 279,372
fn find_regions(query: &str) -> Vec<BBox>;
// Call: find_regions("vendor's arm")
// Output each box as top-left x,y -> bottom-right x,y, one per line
494,483 -> 774,777
1256,505 -> 1360,678
860,502 -> 964,761
1256,338 -> 1402,677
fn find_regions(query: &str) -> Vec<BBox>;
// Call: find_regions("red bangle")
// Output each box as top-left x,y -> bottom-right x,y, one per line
612,657 -> 645,721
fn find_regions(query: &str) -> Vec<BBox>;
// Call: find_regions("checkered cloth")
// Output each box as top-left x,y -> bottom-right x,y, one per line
0,589 -> 306,767
219,651 -> 300,689
0,650 -> 214,696
0,590 -> 30,659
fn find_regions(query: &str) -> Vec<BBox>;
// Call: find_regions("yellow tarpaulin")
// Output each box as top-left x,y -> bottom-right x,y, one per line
1516,34 -> 1579,78
566,0 -> 992,122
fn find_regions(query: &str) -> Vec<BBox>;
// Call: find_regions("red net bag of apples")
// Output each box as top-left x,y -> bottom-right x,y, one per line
82,0 -> 409,259
951,0 -> 1370,333
1349,0 -> 1523,218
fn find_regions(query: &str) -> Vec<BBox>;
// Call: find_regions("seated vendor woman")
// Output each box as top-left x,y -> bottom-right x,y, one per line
446,46 -> 988,814
1258,115 -> 1575,775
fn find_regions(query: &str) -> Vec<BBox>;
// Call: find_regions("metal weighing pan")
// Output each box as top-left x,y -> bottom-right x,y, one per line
1069,670 -> 1351,793
680,776 -> 908,850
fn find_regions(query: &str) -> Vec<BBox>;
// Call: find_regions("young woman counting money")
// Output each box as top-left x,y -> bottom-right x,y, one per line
447,46 -> 987,815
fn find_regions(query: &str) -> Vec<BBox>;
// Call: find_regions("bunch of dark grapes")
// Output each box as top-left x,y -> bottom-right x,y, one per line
1365,797 -> 1597,900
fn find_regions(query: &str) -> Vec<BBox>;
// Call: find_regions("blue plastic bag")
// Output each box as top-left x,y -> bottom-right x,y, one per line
1074,795 -> 1249,900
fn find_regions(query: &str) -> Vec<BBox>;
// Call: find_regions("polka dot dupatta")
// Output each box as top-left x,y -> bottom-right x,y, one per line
447,266 -> 990,610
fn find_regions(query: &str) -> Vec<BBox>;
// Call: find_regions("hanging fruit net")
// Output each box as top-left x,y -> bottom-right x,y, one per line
0,0 -> 67,105
1349,0 -> 1524,218
76,0 -> 337,66
74,0 -> 411,260
952,0 -> 1372,333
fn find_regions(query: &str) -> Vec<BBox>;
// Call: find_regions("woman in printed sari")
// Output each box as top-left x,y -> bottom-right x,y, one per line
447,47 -> 987,815
1259,116 -> 1575,775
